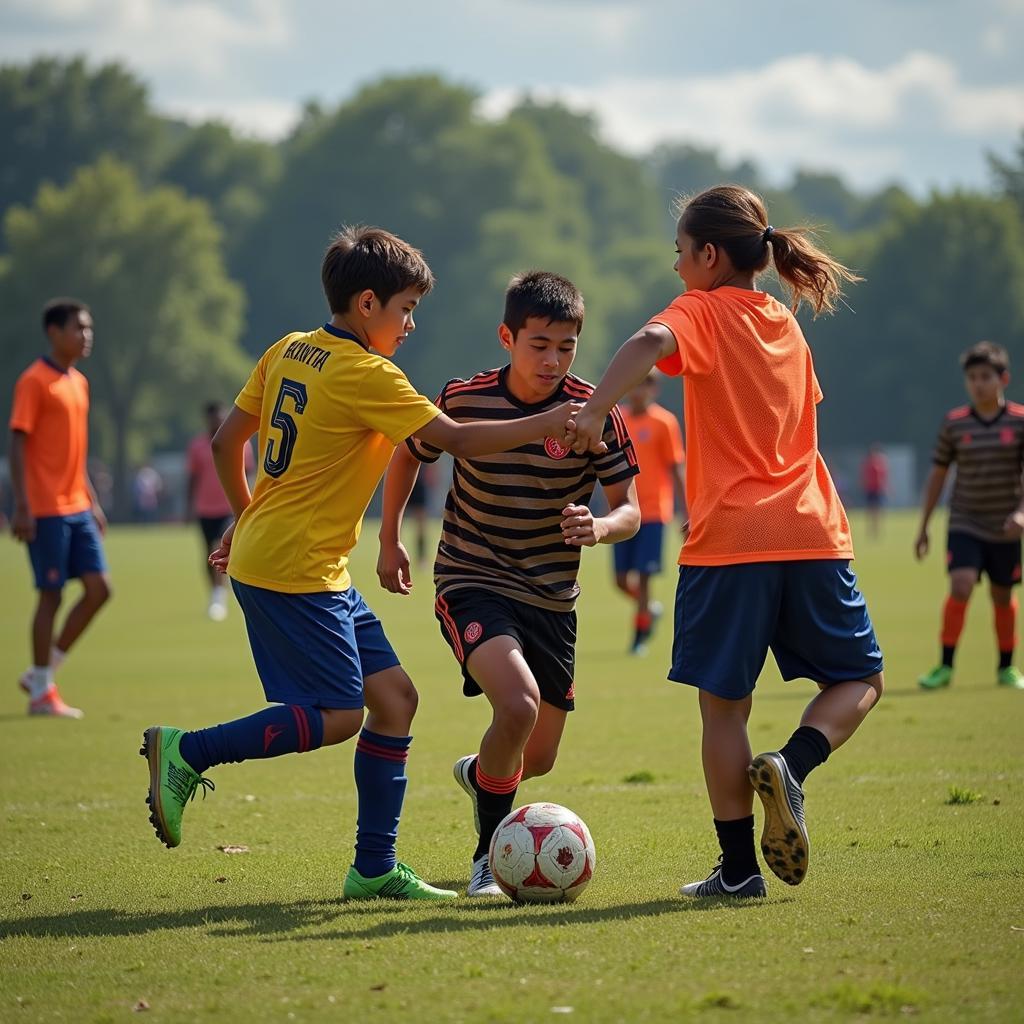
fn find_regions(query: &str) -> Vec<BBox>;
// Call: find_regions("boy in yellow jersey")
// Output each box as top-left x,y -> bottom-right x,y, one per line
140,227 -> 586,900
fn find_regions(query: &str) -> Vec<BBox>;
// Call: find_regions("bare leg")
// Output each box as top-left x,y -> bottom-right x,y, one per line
362,665 -> 419,737
800,673 -> 884,752
32,589 -> 62,666
522,701 -> 567,780
54,572 -> 112,655
698,690 -> 754,820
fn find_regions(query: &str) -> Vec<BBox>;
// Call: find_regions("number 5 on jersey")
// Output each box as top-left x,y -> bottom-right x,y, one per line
264,378 -> 308,478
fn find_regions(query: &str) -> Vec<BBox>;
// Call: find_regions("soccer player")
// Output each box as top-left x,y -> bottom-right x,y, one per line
377,271 -> 640,897
186,401 -> 255,620
915,342 -> 1024,690
9,299 -> 112,718
612,370 -> 686,654
861,444 -> 889,540
568,186 -> 884,899
141,228 -> 588,901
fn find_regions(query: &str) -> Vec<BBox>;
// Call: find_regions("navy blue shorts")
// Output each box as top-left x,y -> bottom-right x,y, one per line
27,511 -> 108,590
230,579 -> 401,709
669,560 -> 883,700
613,522 -> 665,576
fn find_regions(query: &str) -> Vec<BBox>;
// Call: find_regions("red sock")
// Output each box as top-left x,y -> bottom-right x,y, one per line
995,598 -> 1018,656
635,611 -> 653,633
941,596 -> 968,648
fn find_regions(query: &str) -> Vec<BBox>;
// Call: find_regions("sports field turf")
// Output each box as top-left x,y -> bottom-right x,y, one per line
1,511 -> 1021,1022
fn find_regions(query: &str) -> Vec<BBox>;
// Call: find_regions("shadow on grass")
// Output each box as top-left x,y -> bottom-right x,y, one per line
1,891 -> 786,944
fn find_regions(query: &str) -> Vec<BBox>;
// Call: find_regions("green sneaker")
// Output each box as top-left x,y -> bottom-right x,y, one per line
918,665 -> 953,690
997,666 -> 1024,689
140,726 -> 214,848
343,862 -> 458,901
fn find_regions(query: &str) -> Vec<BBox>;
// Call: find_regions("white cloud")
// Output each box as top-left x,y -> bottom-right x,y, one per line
164,96 -> 299,139
483,52 -> 1024,189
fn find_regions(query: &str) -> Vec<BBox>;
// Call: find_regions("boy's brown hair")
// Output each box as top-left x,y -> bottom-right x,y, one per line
503,270 -> 584,338
321,226 -> 434,314
960,341 -> 1009,375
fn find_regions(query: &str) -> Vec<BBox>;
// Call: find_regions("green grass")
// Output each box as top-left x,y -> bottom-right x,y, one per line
1,511 -> 1021,1022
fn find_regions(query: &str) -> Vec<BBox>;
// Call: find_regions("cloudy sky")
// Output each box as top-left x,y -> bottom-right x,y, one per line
3,0 -> 1023,193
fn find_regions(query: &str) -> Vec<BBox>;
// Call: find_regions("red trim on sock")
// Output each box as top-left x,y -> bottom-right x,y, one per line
995,598 -> 1018,654
290,705 -> 309,753
356,738 -> 409,763
635,612 -> 652,632
941,596 -> 968,647
475,764 -> 522,795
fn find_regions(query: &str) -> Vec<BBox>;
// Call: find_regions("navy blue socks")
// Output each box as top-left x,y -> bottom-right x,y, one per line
179,704 -> 325,775
352,729 -> 412,878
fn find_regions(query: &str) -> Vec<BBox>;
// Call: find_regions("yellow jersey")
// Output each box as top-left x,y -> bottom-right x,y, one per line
228,323 -> 440,593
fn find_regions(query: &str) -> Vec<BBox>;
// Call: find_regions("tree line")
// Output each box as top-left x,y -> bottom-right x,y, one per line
1,57 -> 1022,516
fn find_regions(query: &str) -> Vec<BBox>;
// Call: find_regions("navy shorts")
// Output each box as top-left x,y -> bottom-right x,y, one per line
947,531 -> 1021,588
613,522 -> 665,576
669,560 -> 883,700
230,579 -> 400,709
27,511 -> 107,590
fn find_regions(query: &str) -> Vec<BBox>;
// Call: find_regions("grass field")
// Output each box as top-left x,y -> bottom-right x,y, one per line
1,510 -> 1021,1023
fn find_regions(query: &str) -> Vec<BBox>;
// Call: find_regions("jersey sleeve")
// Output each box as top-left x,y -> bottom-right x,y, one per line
932,417 -> 956,467
648,293 -> 717,378
405,382 -> 452,464
8,371 -> 42,434
593,405 -> 640,486
235,349 -> 270,417
356,360 -> 441,445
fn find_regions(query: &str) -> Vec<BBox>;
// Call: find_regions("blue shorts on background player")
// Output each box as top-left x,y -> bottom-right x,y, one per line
569,185 -> 885,901
139,226 -> 588,901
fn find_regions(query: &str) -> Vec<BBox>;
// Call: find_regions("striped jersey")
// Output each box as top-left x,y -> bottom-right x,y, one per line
407,366 -> 638,612
932,402 -> 1024,541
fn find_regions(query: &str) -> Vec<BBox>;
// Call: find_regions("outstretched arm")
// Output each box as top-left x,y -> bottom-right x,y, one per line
377,444 -> 423,595
561,478 -> 640,548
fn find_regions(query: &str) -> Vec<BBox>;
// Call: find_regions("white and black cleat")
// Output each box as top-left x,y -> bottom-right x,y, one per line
680,859 -> 766,899
749,751 -> 809,886
467,854 -> 504,897
453,755 -> 481,836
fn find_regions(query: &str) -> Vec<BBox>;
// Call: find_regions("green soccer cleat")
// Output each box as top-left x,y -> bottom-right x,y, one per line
918,665 -> 953,690
140,726 -> 214,848
343,862 -> 458,901
997,666 -> 1024,690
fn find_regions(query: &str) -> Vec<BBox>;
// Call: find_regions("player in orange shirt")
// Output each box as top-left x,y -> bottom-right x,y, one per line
569,186 -> 884,899
613,371 -> 686,653
8,299 -> 112,718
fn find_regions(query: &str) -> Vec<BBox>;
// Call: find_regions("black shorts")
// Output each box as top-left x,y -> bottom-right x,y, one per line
434,588 -> 577,711
407,475 -> 428,510
947,531 -> 1022,587
199,515 -> 231,547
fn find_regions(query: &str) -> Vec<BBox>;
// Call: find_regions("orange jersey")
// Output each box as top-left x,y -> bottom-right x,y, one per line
651,287 -> 852,566
618,402 -> 684,523
9,357 -> 91,517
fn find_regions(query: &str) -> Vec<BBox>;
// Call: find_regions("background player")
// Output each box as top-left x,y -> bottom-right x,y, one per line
186,400 -> 255,620
915,342 -> 1024,690
861,443 -> 889,540
378,270 -> 640,897
612,370 -> 686,654
9,298 -> 112,718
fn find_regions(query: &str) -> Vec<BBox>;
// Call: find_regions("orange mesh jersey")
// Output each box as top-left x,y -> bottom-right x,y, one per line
8,357 -> 91,517
651,287 -> 852,566
618,402 -> 684,524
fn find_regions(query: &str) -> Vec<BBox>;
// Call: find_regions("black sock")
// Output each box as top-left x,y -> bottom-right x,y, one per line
779,726 -> 832,785
714,816 -> 759,885
999,649 -> 1013,670
471,760 -> 518,862
942,645 -> 956,668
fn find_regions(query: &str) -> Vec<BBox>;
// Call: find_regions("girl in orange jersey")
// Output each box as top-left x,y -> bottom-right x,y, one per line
570,186 -> 884,898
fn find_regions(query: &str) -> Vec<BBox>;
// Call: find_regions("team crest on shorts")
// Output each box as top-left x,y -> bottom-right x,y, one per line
464,621 -> 483,644
545,436 -> 570,460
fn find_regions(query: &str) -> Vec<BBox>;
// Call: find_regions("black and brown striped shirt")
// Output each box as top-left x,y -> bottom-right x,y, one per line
407,366 -> 638,612
933,402 -> 1024,541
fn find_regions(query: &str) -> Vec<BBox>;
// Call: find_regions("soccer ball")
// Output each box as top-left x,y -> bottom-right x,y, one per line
488,802 -> 596,903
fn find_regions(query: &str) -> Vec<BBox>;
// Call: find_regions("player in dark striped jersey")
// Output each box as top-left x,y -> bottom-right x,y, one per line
915,342 -> 1024,690
377,271 -> 641,895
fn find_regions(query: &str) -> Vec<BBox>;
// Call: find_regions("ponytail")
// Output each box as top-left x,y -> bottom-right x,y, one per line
677,185 -> 862,315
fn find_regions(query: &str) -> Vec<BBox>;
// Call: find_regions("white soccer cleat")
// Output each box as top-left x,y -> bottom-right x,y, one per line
453,755 -> 481,836
467,855 -> 504,897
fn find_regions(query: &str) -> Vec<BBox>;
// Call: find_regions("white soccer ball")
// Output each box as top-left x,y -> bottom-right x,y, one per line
488,802 -> 596,904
